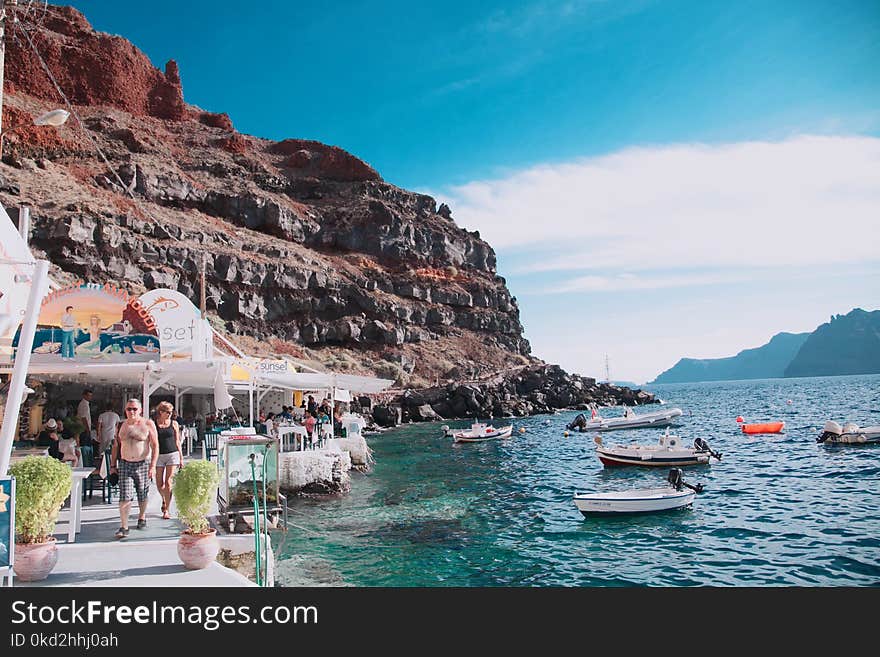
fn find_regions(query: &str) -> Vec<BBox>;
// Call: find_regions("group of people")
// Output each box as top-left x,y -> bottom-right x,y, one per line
36,389 -> 119,466
108,398 -> 183,538
259,394 -> 345,448
35,389 -> 187,540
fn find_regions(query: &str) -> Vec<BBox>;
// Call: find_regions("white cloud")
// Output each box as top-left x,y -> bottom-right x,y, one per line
440,136 -> 880,282
552,270 -> 757,293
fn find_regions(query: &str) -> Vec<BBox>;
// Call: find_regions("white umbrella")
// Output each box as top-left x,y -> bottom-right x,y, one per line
213,370 -> 234,410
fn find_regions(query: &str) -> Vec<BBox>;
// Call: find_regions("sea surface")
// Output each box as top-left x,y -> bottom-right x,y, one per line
273,374 -> 880,586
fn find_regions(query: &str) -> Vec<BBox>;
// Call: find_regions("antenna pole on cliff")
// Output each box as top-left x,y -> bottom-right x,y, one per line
200,252 -> 207,319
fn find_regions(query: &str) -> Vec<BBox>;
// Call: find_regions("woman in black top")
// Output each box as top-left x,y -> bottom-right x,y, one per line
154,401 -> 183,519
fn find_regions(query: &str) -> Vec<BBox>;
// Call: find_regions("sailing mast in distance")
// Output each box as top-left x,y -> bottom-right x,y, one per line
601,354 -> 611,384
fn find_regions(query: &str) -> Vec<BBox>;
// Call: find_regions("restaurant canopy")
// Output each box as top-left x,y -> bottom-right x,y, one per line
258,371 -> 393,395
7,356 -> 394,421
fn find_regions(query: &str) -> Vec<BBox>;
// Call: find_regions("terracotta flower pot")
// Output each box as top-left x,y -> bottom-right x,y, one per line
14,537 -> 59,582
177,528 -> 219,570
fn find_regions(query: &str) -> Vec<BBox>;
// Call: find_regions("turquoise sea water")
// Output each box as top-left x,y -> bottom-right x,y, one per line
273,374 -> 880,586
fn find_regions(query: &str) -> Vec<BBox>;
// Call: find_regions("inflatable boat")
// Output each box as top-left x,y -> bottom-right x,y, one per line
740,421 -> 785,434
817,421 -> 880,445
567,406 -> 683,433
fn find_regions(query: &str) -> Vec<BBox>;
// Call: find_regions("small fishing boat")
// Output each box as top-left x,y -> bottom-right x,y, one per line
451,422 -> 514,443
739,420 -> 785,434
132,342 -> 159,354
574,468 -> 704,516
817,421 -> 880,445
594,428 -> 721,467
33,341 -> 61,354
567,406 -> 683,432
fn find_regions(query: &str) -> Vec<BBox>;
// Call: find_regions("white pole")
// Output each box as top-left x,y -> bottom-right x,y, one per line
0,259 -> 48,476
17,205 -> 29,242
142,368 -> 149,416
331,386 -> 335,439
248,376 -> 254,427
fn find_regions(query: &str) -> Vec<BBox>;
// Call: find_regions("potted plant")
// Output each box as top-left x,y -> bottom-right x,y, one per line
8,455 -> 72,581
173,460 -> 220,569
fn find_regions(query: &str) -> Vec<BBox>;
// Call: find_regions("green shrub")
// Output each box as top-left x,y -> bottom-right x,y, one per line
62,415 -> 85,438
374,361 -> 404,386
173,460 -> 219,534
8,456 -> 72,544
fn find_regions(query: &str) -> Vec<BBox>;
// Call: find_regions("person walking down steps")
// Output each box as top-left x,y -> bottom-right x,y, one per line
109,399 -> 158,539
154,401 -> 183,520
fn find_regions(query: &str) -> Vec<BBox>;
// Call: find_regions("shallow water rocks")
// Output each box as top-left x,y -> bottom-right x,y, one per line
278,449 -> 351,497
383,363 -> 658,425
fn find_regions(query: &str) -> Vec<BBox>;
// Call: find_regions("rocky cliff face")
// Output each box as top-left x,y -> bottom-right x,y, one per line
0,4 -> 656,416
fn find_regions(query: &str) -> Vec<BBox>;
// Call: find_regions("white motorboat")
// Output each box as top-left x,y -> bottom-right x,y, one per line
817,420 -> 880,445
567,406 -> 683,432
451,422 -> 514,443
574,468 -> 704,516
594,428 -> 721,467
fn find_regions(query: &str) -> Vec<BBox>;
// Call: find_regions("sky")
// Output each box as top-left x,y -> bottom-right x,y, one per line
65,0 -> 880,383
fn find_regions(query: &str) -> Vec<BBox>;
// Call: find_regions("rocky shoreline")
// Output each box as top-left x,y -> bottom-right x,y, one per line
355,363 -> 657,428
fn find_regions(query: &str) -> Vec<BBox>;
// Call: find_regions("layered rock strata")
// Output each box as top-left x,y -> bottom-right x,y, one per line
0,4 -> 657,416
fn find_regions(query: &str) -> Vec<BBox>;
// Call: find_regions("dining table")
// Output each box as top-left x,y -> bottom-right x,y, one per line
277,425 -> 308,452
66,466 -> 97,543
9,447 -> 49,462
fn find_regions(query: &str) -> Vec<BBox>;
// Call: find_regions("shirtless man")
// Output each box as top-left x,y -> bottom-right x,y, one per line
109,398 -> 159,539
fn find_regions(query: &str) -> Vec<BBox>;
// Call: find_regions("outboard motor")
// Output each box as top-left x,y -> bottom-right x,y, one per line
694,437 -> 722,461
667,467 -> 704,493
567,413 -> 588,432
817,420 -> 843,443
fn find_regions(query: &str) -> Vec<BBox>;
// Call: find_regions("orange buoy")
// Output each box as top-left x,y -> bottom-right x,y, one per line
735,415 -> 744,423
741,421 -> 785,434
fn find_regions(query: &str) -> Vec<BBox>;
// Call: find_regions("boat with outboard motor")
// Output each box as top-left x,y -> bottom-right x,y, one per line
574,468 -> 704,516
449,422 -> 514,443
594,428 -> 721,467
817,420 -> 880,445
567,406 -> 683,432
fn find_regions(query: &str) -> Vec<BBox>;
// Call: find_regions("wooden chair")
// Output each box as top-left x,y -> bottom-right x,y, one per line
100,449 -> 119,504
203,431 -> 219,461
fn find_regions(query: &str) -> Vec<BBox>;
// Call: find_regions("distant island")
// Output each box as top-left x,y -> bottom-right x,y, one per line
651,308 -> 880,383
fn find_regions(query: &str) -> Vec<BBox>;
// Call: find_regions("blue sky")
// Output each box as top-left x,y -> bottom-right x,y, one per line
67,0 -> 880,383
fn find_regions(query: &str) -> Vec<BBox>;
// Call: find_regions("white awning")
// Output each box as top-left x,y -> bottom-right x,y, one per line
6,360 -> 225,393
3,359 -> 394,396
1,205 -> 60,350
259,371 -> 393,394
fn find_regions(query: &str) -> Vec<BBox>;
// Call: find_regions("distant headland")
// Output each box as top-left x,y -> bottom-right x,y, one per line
651,308 -> 880,384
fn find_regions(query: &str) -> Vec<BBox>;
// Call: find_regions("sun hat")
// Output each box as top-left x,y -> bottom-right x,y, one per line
46,418 -> 57,429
